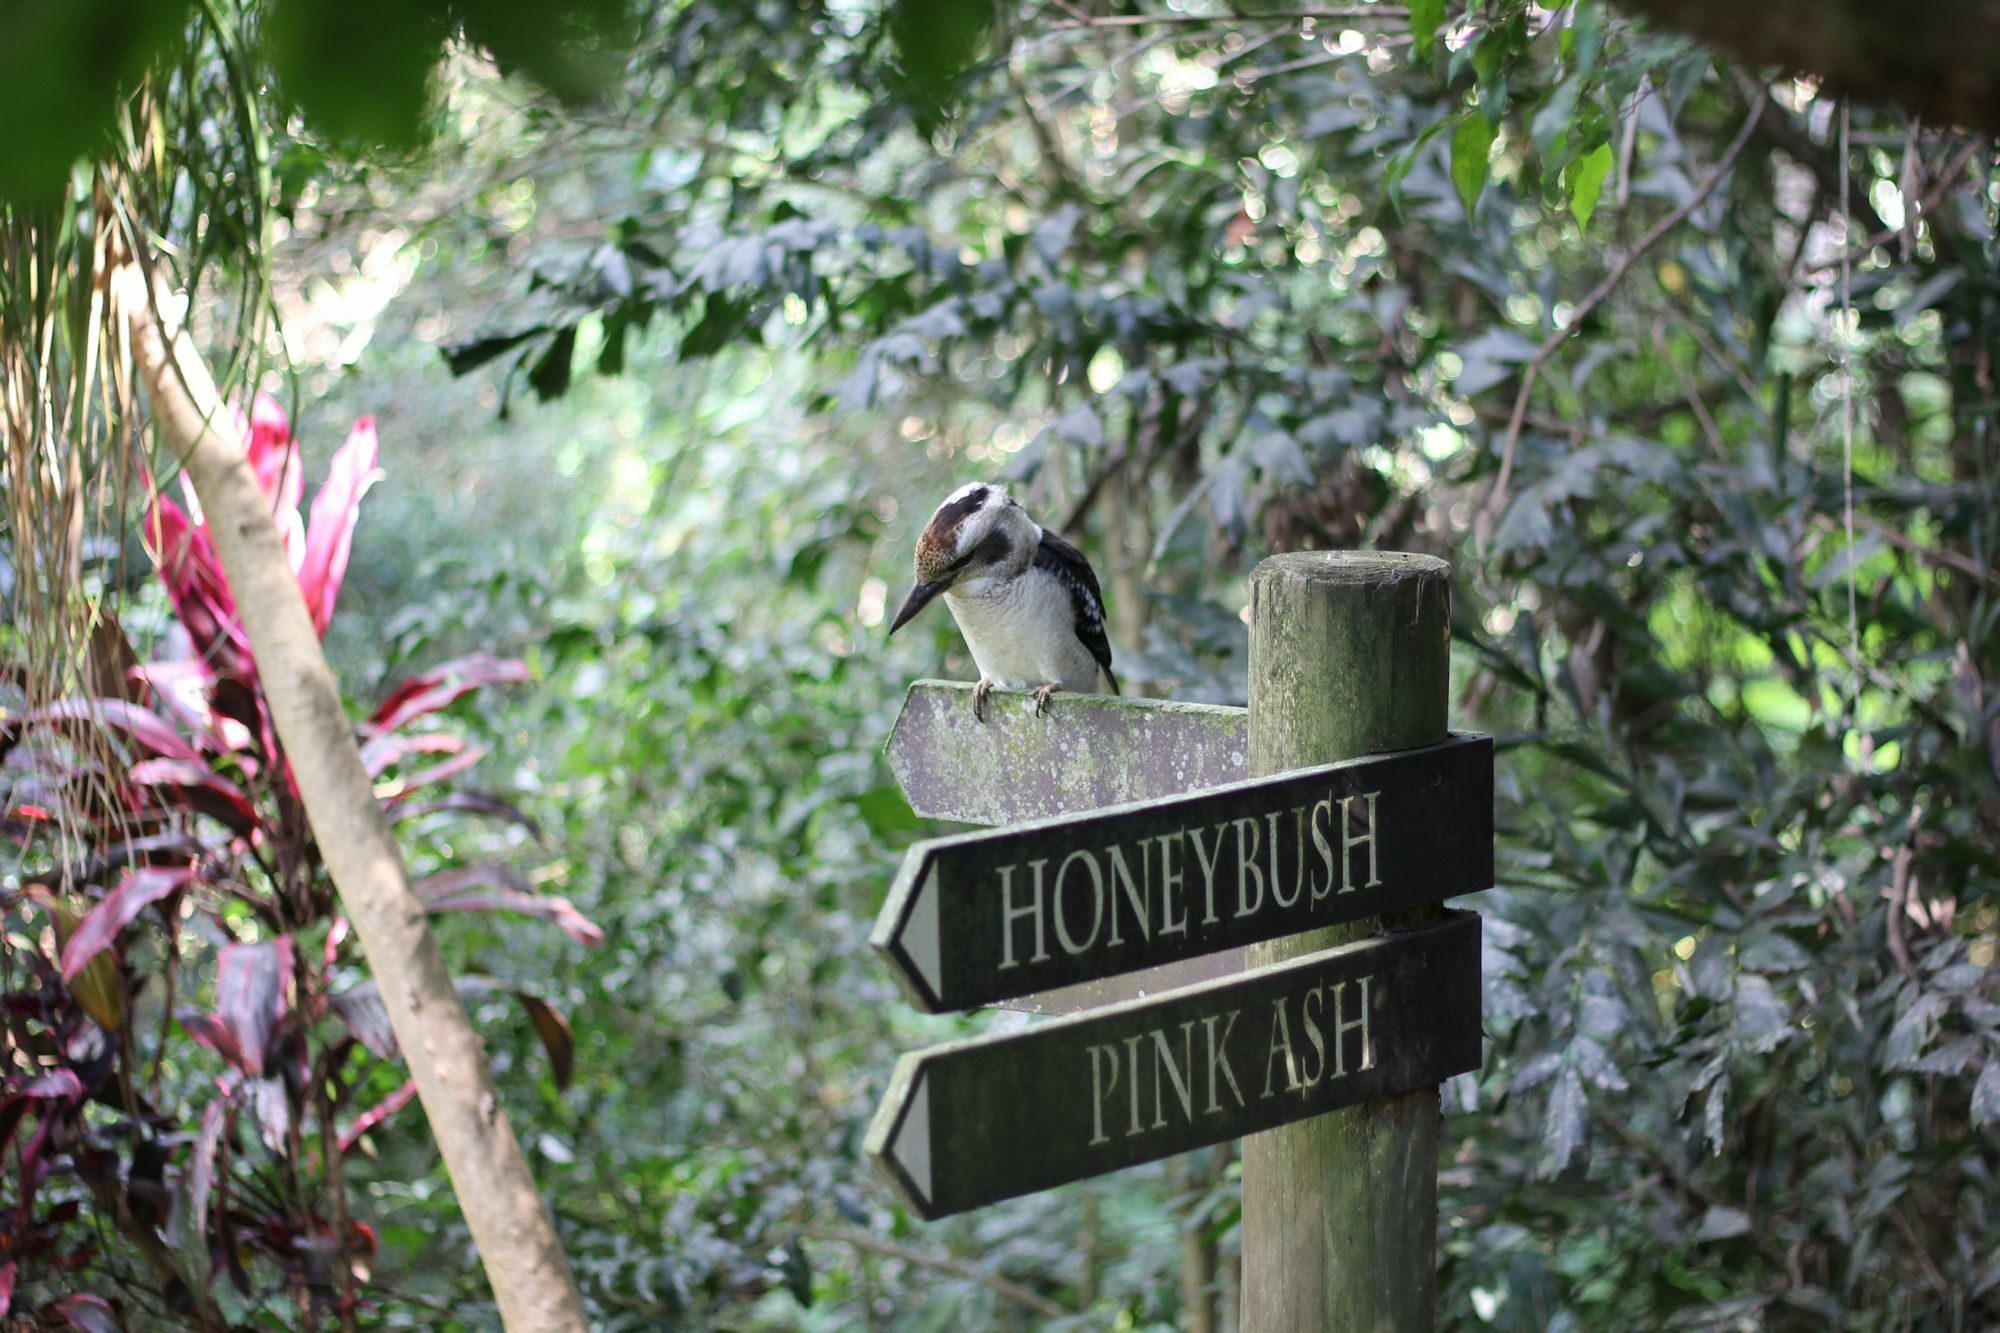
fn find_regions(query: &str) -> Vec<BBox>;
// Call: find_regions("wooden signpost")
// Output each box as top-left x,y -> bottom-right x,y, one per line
867,552 -> 1485,1330
872,733 -> 1492,1012
868,910 -> 1479,1219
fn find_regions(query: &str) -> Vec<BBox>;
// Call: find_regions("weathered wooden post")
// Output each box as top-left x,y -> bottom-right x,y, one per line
865,551 -> 1484,1329
1241,551 -> 1454,1331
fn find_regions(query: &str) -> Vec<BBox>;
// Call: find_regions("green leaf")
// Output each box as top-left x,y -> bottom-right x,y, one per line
1541,1065 -> 1586,1173
267,0 -> 441,149
1569,142 -> 1613,228
1974,1060 -> 2000,1126
1383,114 -> 1455,212
1408,0 -> 1446,65
441,327 -> 546,377
0,0 -> 190,203
528,326 -> 577,401
1451,114 -> 1497,218
1528,73 -> 1582,161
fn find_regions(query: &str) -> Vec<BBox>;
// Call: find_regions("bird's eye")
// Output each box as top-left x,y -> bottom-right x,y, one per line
972,527 -> 1011,565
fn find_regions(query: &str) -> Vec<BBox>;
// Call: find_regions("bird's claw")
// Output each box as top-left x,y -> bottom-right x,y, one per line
1033,684 -> 1060,716
973,680 -> 994,724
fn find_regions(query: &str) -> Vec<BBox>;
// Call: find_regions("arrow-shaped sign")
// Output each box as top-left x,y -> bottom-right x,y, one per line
885,681 -> 1249,826
872,732 -> 1493,1013
866,910 -> 1482,1220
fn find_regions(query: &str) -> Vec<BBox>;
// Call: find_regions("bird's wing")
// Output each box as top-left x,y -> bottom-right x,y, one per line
1034,529 -> 1119,695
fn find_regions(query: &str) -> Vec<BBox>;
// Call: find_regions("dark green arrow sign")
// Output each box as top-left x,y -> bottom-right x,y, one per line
866,911 -> 1482,1220
871,732 -> 1492,1013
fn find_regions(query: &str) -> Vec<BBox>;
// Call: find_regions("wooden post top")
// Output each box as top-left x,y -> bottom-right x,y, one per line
1254,550 -> 1451,583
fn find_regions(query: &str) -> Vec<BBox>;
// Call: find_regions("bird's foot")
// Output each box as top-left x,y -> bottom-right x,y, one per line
1033,683 -> 1061,717
973,680 -> 994,724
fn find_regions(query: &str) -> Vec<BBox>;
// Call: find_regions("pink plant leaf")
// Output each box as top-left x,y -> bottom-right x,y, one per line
339,1078 -> 418,1154
48,1294 -> 120,1333
298,417 -> 382,635
391,791 -> 545,842
241,1074 -> 291,1153
426,888 -> 604,947
213,937 -> 294,1077
377,746 -> 487,801
359,730 -> 464,778
244,394 -> 305,520
370,654 -> 531,733
413,862 -> 534,901
61,866 -> 197,981
26,697 -> 203,764
128,758 -> 260,835
20,1069 -> 85,1100
129,660 -> 235,754
0,1261 -> 13,1319
330,981 -> 400,1061
176,1013 -> 247,1069
166,1098 -> 228,1292
145,491 -> 250,675
205,674 -> 273,773
324,916 -> 351,970
415,863 -> 604,946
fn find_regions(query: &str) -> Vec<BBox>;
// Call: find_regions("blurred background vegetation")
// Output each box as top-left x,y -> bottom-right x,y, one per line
4,0 -> 2000,1328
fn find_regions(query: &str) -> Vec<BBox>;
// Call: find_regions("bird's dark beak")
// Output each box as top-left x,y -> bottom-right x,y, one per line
888,581 -> 945,636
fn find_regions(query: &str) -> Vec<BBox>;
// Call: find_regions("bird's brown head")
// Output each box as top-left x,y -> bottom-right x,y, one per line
889,482 -> 1035,635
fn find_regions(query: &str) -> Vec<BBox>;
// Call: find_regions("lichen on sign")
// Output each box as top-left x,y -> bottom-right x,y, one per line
884,680 -> 1250,827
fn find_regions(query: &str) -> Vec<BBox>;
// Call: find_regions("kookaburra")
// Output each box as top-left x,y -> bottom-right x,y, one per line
889,482 -> 1118,722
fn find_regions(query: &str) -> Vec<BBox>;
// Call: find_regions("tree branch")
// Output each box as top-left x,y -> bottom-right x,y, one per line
111,257 -> 588,1332
1612,0 -> 2000,136
1484,91 -> 1767,522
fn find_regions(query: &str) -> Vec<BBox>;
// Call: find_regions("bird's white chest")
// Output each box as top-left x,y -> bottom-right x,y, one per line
944,569 -> 1099,692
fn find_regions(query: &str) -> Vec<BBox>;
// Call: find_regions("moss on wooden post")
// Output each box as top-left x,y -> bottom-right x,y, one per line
1241,551 -> 1452,1332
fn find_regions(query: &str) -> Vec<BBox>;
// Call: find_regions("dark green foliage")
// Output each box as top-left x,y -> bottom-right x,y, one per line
9,0 -> 2000,1325
0,0 -> 634,198
403,3 -> 1999,1323
0,0 -> 190,202
266,0 -> 446,148
889,0 -> 995,124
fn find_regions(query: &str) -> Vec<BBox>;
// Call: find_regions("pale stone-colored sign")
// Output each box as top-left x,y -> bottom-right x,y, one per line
884,681 -> 1249,826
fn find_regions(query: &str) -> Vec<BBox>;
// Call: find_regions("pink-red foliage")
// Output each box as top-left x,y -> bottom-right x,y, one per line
0,399 -> 593,1325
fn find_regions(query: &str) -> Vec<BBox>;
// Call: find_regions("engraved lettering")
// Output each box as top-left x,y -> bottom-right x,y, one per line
1202,1010 -> 1244,1113
1310,797 -> 1336,903
1233,816 -> 1265,917
997,859 -> 1050,969
1123,1033 -> 1144,1136
1262,996 -> 1300,1098
1187,823 -> 1228,925
1053,849 -> 1105,955
1339,791 -> 1382,894
1269,806 -> 1308,910
1300,983 -> 1327,1087
1106,840 -> 1151,947
1150,1022 -> 1198,1129
1328,975 -> 1375,1077
1087,1043 -> 1120,1146
1158,831 -> 1188,936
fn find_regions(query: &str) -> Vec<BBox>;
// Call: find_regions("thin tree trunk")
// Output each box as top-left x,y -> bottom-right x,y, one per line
114,262 -> 588,1332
